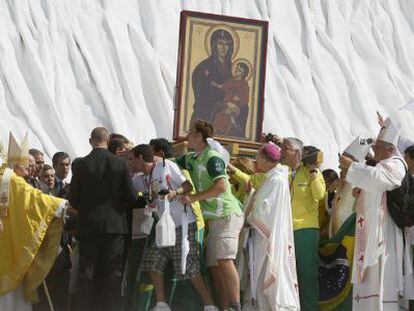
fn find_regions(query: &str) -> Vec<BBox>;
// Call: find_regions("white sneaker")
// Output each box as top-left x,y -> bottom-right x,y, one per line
151,301 -> 172,311
204,306 -> 219,311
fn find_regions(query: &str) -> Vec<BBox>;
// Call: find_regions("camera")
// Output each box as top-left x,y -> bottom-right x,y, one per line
302,146 -> 324,166
264,133 -> 283,146
359,138 -> 374,145
140,191 -> 151,203
265,133 -> 275,142
158,189 -> 170,195
136,191 -> 152,209
158,189 -> 170,196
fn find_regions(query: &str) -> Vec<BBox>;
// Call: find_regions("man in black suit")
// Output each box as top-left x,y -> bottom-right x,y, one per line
68,127 -> 136,311
52,151 -> 71,197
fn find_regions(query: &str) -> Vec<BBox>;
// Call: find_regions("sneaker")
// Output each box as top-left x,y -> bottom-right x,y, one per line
228,303 -> 242,311
204,306 -> 219,311
151,301 -> 172,311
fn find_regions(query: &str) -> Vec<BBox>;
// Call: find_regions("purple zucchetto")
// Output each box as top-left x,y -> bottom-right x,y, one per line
264,142 -> 281,161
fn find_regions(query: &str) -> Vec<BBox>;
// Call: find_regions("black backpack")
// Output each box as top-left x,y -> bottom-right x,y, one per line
387,158 -> 414,228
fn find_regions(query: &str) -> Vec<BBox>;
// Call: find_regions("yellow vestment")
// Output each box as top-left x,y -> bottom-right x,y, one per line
0,168 -> 64,302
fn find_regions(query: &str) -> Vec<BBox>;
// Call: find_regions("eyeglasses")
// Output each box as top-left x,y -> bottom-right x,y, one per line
281,146 -> 297,152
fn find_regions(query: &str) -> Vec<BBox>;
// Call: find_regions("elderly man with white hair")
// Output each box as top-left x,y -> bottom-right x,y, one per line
281,137 -> 326,310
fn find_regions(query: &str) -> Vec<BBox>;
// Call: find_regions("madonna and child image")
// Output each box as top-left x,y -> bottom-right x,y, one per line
174,12 -> 268,144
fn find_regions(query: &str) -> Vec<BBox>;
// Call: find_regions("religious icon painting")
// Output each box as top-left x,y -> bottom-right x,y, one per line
173,11 -> 268,145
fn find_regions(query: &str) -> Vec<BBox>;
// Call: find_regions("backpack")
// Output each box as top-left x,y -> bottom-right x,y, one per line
387,158 -> 414,228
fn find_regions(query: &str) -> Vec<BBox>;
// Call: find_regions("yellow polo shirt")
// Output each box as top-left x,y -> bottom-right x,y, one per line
290,164 -> 326,230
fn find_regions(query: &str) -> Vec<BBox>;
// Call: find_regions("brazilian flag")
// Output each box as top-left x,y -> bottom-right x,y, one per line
319,213 -> 356,311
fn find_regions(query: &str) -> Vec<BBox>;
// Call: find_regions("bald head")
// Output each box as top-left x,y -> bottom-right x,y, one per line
89,127 -> 109,148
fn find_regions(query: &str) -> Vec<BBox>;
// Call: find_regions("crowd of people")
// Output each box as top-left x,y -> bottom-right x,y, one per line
1,114 -> 414,311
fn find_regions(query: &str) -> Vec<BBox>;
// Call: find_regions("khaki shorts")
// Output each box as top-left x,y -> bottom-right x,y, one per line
206,213 -> 244,267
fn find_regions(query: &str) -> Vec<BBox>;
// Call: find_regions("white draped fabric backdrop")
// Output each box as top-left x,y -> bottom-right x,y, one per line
1,0 -> 414,169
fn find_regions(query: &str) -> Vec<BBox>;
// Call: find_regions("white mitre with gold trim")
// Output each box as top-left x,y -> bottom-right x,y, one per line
7,132 -> 29,168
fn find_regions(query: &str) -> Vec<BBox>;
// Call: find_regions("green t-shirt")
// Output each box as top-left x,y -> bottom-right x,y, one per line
176,147 -> 242,220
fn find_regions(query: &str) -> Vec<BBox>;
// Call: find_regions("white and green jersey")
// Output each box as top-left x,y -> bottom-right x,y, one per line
176,147 -> 242,220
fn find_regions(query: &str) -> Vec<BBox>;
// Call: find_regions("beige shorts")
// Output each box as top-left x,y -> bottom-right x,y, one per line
205,213 -> 244,267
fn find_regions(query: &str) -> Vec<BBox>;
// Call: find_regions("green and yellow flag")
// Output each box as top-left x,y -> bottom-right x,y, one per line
319,213 -> 356,311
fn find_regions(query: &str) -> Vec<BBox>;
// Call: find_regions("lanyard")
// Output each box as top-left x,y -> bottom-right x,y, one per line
289,168 -> 298,201
144,163 -> 156,201
290,169 -> 297,191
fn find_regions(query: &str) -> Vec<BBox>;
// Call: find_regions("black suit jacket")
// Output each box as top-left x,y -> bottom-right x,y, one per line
68,148 -> 136,236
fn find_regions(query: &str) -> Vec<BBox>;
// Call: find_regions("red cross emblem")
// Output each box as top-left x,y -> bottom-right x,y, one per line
357,216 -> 364,228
